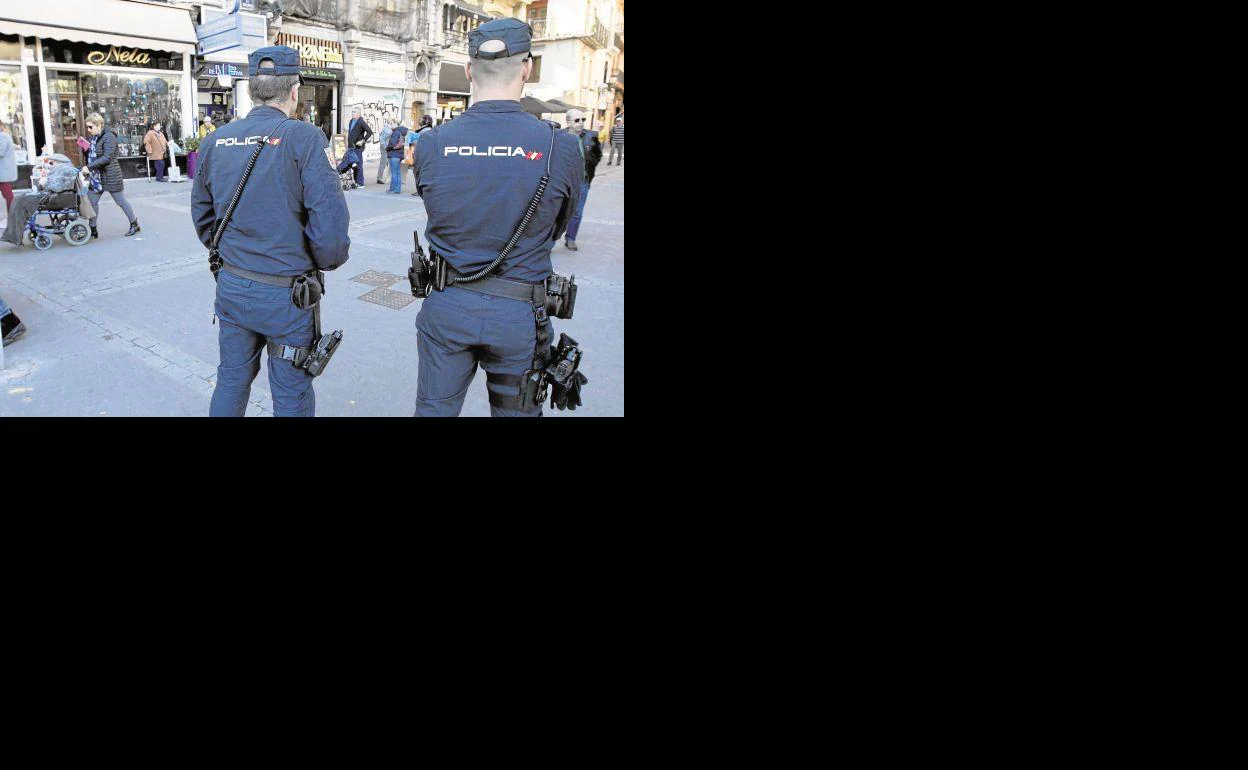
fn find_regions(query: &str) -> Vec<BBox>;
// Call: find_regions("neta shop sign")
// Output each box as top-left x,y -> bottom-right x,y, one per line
87,46 -> 151,66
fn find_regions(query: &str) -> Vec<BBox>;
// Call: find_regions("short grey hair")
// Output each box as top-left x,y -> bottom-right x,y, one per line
468,50 -> 530,89
249,72 -> 301,105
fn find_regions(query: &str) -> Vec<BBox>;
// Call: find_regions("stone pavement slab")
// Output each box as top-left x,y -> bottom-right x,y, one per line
1,158 -> 624,417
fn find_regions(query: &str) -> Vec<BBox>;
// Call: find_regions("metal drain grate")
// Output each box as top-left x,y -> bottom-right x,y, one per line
351,269 -> 401,287
358,287 -> 416,310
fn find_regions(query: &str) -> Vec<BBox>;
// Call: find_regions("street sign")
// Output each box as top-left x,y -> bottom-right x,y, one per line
197,15 -> 240,39
197,14 -> 243,55
202,9 -> 267,53
198,27 -> 244,55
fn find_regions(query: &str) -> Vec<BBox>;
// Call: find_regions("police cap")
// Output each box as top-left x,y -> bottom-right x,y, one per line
249,46 -> 302,77
468,18 -> 532,59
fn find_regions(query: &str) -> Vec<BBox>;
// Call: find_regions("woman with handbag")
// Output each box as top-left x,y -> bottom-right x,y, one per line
144,121 -> 169,182
81,113 -> 140,238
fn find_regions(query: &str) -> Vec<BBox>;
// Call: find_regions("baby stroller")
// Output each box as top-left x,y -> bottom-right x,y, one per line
26,189 -> 92,250
330,145 -> 361,191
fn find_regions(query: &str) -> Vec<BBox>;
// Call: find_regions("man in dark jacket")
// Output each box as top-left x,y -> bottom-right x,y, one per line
192,46 -> 351,417
336,108 -> 372,188
561,109 -> 602,251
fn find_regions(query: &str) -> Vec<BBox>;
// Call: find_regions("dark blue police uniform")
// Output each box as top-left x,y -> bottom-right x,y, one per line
191,46 -> 351,417
411,20 -> 583,417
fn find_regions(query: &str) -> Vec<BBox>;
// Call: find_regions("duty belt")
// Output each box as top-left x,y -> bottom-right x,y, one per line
221,262 -> 298,288
443,262 -> 546,304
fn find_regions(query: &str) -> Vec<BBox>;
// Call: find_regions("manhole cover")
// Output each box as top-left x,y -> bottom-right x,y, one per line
351,269 -> 401,287
358,287 -> 416,310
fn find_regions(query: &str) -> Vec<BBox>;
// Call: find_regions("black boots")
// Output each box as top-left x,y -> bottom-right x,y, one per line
91,226 -> 99,239
125,221 -> 141,236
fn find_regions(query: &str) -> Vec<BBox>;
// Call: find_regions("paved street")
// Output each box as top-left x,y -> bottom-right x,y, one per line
0,158 -> 624,417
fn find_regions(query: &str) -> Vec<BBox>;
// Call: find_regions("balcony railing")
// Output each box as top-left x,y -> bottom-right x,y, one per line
592,17 -> 609,49
443,29 -> 468,53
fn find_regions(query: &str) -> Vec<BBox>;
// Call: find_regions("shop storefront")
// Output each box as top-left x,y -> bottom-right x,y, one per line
352,47 -> 407,164
276,31 -> 344,141
1,3 -> 196,180
40,40 -> 187,170
436,62 -> 471,122
198,62 -> 245,124
0,34 -> 36,186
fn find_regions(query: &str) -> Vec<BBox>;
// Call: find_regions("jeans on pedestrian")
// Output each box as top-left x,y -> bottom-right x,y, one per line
388,157 -> 403,193
609,142 -> 623,164
377,155 -> 389,183
565,181 -> 590,241
88,190 -> 137,228
154,160 -> 166,181
209,271 -> 316,417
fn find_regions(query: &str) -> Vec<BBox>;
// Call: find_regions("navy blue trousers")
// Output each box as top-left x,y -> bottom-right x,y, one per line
210,271 -> 317,417
414,285 -> 551,417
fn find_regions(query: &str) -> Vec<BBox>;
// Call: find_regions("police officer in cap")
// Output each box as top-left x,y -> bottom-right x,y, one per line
192,45 -> 351,417
411,18 -> 583,417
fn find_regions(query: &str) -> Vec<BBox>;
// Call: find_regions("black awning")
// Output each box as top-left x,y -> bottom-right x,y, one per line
520,96 -> 560,114
454,1 -> 494,21
544,98 -> 588,113
438,61 -> 470,94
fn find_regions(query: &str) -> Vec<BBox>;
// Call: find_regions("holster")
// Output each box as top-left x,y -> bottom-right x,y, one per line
408,233 -> 445,298
544,273 -> 578,320
292,270 -> 324,309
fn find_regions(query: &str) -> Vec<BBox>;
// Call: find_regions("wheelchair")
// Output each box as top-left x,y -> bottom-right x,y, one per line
25,190 -> 92,251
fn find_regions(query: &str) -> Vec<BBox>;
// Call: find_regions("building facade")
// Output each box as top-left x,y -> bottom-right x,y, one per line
1,0 -> 198,183
2,0 -> 622,184
520,0 -> 622,131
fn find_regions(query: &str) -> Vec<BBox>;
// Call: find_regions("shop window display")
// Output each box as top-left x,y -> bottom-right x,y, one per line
47,71 -> 181,166
0,66 -> 28,162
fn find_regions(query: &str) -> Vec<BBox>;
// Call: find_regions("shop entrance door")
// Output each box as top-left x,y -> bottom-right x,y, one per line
298,82 -> 337,140
48,70 -> 82,166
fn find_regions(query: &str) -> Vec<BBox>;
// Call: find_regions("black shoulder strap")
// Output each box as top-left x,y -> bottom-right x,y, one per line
210,118 -> 292,253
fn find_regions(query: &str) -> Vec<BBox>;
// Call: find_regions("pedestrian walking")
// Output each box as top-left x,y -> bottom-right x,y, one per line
82,114 -> 140,238
562,108 -> 602,251
409,18 -> 585,417
608,117 -> 624,165
199,115 -> 215,139
385,119 -> 408,193
376,119 -> 392,184
191,46 -> 351,418
407,115 -> 432,195
0,119 -> 17,213
1,292 -> 25,347
144,120 -> 169,182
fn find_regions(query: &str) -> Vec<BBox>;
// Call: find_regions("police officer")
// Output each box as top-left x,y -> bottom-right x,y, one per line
411,18 -> 582,417
191,46 -> 351,417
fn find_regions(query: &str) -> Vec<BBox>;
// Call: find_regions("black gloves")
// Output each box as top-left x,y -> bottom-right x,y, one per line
549,371 -> 587,411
